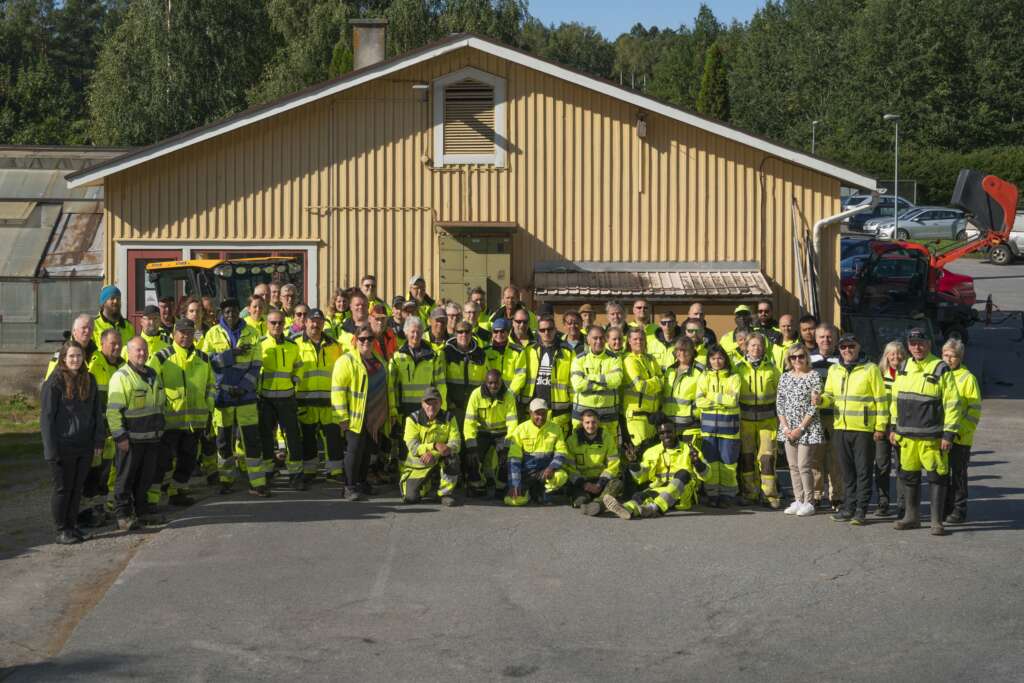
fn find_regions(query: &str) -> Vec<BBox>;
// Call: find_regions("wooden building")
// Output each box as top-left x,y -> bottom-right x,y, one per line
66,27 -> 875,330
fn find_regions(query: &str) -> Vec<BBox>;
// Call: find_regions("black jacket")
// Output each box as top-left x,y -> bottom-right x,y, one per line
40,372 -> 106,461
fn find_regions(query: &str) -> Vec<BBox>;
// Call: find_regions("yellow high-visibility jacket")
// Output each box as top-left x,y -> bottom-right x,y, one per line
820,360 -> 888,433
148,343 -> 214,431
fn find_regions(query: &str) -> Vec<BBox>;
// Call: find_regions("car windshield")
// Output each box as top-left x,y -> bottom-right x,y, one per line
897,209 -> 920,220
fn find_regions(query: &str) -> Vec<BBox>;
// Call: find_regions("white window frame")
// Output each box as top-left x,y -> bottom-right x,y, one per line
115,240 -> 320,307
433,67 -> 506,169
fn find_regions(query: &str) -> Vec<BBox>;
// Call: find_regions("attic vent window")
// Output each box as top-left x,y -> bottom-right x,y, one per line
433,67 -> 506,168
444,79 -> 495,155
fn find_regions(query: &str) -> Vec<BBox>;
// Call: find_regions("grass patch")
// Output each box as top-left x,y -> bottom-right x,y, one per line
0,394 -> 44,490
921,239 -> 985,259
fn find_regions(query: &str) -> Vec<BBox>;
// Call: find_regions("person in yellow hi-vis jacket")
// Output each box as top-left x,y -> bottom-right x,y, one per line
400,387 -> 460,506
331,325 -> 391,502
463,369 -> 518,497
106,337 -> 165,531
570,326 -> 623,435
565,409 -> 623,516
147,319 -> 215,508
202,298 -> 266,496
818,333 -> 888,526
604,418 -> 709,520
295,309 -> 344,488
662,337 -> 704,445
940,337 -> 981,525
621,328 -> 663,448
735,333 -> 782,508
504,398 -> 571,506
696,345 -> 742,507
257,309 -> 304,488
889,327 -> 962,536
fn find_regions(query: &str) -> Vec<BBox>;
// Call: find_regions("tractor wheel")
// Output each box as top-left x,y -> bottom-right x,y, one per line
990,244 -> 1012,265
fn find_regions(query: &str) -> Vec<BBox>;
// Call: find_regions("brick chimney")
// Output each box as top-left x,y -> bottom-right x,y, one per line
350,18 -> 387,70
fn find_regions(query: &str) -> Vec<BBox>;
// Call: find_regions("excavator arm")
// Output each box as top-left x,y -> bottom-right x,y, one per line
934,170 -> 1018,269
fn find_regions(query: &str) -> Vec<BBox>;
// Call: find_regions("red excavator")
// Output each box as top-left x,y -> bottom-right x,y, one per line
842,170 -> 1018,352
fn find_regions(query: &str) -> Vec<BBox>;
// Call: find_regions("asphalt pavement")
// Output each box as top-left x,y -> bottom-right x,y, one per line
7,260 -> 1024,683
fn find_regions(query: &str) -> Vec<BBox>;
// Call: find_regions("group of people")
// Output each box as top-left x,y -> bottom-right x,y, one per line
39,273 -> 982,545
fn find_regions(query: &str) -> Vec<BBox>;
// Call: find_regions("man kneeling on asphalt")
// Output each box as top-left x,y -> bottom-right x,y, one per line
401,387 -> 461,506
504,399 -> 570,506
604,418 -> 708,520
566,408 -> 623,516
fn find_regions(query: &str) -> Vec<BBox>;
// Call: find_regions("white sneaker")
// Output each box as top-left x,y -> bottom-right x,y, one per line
784,501 -> 801,515
797,502 -> 815,516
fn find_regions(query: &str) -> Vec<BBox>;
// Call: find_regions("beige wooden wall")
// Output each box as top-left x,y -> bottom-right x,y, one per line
104,46 -> 844,324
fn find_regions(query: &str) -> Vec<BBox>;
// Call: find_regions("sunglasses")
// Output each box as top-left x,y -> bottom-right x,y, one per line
839,343 -> 858,350
356,336 -> 373,343
539,327 -> 554,333
659,320 -> 674,325
456,330 -> 471,334
268,320 -> 284,326
514,319 -> 528,324
789,353 -> 807,360
685,328 -> 701,334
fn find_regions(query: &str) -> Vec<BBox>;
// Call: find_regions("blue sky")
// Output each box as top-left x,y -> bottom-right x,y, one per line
530,0 -> 766,38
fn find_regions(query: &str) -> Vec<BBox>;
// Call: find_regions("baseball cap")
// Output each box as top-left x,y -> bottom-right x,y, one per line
422,386 -> 442,403
429,307 -> 446,321
838,333 -> 859,346
392,295 -> 406,308
173,318 -> 195,332
142,305 -> 160,317
491,318 -> 510,331
307,308 -> 325,321
578,304 -> 594,314
907,327 -> 929,342
454,321 -> 473,333
408,274 -> 425,287
219,297 -> 240,310
734,304 -> 751,314
528,398 -> 549,413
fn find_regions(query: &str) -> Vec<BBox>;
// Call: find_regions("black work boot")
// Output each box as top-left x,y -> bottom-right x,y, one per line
894,480 -> 920,530
930,481 -> 948,536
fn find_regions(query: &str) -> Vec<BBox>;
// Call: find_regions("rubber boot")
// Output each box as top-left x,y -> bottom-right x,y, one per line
930,481 -> 948,537
894,480 -> 920,530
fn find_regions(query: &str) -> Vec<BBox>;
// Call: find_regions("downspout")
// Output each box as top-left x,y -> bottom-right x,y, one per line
811,192 -> 879,317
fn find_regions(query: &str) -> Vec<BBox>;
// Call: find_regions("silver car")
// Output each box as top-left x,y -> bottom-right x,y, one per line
866,206 -> 968,241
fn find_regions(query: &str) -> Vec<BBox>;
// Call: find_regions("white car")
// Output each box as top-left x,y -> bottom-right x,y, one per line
866,206 -> 968,241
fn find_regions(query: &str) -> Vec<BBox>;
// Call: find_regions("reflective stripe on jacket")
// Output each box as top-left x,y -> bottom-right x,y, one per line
507,419 -> 569,488
622,352 -> 663,418
565,425 -> 620,481
512,344 -> 574,411
258,335 -> 302,399
296,334 -> 343,406
388,343 -> 447,419
463,385 -> 518,450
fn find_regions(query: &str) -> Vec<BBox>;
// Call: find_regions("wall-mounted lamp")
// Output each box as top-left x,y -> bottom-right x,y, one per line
636,114 -> 647,139
412,83 -> 430,103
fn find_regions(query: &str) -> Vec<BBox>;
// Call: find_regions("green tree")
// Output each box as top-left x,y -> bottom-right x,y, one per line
90,0 -> 274,145
696,41 -> 729,121
542,22 -> 614,78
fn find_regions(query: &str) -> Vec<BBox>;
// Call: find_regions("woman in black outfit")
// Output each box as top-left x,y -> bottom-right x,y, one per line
40,341 -> 106,544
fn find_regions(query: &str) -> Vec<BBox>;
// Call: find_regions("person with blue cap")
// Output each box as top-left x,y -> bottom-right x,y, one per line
92,285 -> 136,350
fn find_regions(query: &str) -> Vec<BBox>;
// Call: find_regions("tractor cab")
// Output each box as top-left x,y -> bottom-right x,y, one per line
146,257 -> 303,309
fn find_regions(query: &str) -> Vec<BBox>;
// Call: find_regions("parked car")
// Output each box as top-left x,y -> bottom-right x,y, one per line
841,236 -> 873,261
846,195 -> 915,231
963,211 -> 1024,265
866,207 -> 968,241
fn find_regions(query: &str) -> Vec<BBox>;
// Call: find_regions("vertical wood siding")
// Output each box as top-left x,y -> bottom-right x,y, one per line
104,47 -> 844,323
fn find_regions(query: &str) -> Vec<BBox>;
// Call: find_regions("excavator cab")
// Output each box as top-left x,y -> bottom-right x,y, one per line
146,257 -> 303,309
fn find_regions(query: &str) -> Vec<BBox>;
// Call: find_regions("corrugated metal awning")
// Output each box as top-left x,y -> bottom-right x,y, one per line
533,261 -> 772,300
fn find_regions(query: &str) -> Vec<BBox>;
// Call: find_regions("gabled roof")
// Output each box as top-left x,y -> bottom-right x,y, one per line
66,33 -> 876,190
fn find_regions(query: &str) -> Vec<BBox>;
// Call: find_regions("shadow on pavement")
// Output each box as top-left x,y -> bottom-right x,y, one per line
3,653 -> 139,681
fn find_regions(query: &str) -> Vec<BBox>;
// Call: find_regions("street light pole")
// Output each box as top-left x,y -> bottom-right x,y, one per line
811,120 -> 819,154
883,113 -> 900,235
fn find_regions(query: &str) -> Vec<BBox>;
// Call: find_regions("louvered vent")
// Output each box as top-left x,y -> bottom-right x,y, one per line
443,78 -> 495,156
